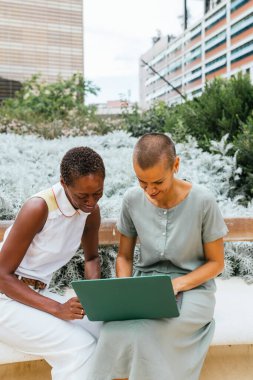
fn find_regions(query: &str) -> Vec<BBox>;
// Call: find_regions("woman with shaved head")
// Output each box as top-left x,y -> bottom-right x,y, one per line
90,133 -> 227,380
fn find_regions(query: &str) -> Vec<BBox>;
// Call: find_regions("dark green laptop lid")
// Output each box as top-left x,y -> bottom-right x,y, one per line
72,275 -> 179,321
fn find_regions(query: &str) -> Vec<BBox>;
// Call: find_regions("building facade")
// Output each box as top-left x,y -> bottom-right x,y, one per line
95,100 -> 136,116
0,0 -> 83,101
140,0 -> 253,109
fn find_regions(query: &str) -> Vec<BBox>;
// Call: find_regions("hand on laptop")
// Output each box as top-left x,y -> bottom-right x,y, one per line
54,296 -> 85,320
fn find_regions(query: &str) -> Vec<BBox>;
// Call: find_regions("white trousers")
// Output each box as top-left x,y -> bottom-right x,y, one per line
0,289 -> 102,380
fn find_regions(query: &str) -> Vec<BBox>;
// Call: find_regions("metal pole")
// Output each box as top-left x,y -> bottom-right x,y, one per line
141,59 -> 186,101
184,0 -> 188,30
205,0 -> 211,13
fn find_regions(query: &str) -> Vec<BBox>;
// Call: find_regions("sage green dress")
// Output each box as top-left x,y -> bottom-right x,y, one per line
89,183 -> 228,380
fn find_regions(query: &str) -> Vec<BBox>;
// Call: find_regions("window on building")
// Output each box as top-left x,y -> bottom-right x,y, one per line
231,12 -> 253,37
231,0 -> 250,12
185,46 -> 202,64
164,41 -> 183,60
231,39 -> 253,63
170,59 -> 182,73
205,30 -> 226,52
205,54 -> 227,74
192,88 -> 202,96
0,77 -> 22,101
185,66 -> 202,84
205,6 -> 226,31
188,24 -> 202,41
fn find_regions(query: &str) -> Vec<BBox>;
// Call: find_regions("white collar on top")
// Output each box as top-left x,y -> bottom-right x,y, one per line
52,182 -> 89,217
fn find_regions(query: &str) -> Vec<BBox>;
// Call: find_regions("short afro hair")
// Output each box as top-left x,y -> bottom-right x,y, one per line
60,146 -> 105,186
133,133 -> 176,169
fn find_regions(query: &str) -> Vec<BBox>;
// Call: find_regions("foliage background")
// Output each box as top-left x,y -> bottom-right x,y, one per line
1,131 -> 253,289
1,131 -> 252,220
1,73 -> 252,202
1,73 -> 253,289
0,74 -> 116,138
122,73 -> 253,202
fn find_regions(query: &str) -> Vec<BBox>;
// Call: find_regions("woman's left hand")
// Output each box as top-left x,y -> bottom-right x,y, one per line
172,277 -> 182,296
171,238 -> 225,296
54,297 -> 85,320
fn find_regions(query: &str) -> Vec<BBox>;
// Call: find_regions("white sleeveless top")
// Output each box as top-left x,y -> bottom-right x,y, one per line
1,182 -> 90,284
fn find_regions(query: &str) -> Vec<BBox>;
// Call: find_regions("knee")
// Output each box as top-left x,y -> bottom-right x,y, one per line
63,325 -> 97,359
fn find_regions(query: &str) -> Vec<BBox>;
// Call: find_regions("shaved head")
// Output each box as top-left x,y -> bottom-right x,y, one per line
133,133 -> 176,169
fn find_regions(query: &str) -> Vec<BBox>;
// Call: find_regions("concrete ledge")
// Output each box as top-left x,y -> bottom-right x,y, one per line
200,345 -> 253,380
0,360 -> 51,380
1,345 -> 253,380
0,346 -> 41,365
213,277 -> 253,345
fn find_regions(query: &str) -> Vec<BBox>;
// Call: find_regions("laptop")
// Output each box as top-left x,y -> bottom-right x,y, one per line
71,275 -> 180,321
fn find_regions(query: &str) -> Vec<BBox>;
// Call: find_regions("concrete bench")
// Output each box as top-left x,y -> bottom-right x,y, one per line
0,218 -> 253,379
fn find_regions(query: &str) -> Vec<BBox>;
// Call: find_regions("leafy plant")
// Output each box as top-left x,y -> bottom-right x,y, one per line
122,73 -> 253,199
1,131 -> 252,221
232,117 -> 253,202
0,73 -> 99,121
122,101 -> 173,137
0,73 -> 116,137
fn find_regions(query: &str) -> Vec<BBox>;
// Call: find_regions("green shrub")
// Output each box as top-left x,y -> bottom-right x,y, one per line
122,102 -> 172,137
123,73 -> 253,147
188,73 -> 253,147
0,73 -> 99,122
158,73 -> 253,150
122,73 -> 253,200
0,73 -> 117,137
232,117 -> 253,202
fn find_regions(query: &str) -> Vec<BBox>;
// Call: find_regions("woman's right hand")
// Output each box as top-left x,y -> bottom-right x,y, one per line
54,297 -> 85,320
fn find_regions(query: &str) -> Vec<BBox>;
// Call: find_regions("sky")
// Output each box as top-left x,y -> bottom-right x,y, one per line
84,0 -> 204,104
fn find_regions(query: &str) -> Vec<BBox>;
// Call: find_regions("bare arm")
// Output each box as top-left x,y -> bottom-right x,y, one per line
0,198 -> 84,320
116,233 -> 137,277
82,205 -> 101,279
172,238 -> 224,294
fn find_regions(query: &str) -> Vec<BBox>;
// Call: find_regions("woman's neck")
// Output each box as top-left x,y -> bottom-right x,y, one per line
153,179 -> 192,209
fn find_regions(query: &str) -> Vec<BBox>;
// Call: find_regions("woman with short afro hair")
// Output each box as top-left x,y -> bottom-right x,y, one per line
0,146 -> 105,380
